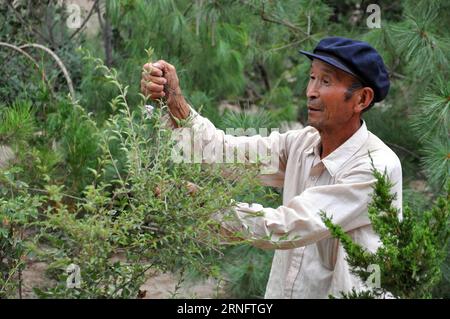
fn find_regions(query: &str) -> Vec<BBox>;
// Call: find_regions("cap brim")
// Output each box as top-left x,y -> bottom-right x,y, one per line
299,50 -> 358,79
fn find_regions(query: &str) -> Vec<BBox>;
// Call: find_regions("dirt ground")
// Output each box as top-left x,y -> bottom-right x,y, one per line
140,272 -> 225,299
19,260 -> 225,299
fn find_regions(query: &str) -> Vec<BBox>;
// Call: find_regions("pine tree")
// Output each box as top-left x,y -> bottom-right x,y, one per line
321,162 -> 449,299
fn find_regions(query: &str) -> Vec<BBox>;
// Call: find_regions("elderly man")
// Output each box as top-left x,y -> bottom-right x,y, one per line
141,37 -> 402,298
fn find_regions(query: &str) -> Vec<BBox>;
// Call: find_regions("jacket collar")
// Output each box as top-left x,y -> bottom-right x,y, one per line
305,121 -> 369,177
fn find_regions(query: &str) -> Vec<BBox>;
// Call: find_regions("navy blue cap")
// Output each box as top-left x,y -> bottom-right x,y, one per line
299,37 -> 390,102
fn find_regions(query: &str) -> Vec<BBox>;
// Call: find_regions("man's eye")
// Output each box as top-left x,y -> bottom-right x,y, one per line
310,75 -> 315,80
323,79 -> 330,85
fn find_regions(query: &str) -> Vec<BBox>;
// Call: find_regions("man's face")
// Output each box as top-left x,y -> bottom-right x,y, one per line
306,59 -> 359,132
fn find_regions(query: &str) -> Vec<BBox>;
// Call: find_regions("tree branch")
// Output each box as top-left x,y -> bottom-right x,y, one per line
257,62 -> 271,91
0,42 -> 54,97
19,43 -> 75,101
68,0 -> 101,41
96,1 -> 113,66
239,0 -> 308,36
386,142 -> 421,160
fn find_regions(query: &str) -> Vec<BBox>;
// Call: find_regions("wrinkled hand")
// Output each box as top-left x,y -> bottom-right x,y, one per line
141,60 -> 190,122
153,181 -> 200,199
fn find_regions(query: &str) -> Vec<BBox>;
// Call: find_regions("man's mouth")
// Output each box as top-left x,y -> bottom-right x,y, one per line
307,105 -> 322,112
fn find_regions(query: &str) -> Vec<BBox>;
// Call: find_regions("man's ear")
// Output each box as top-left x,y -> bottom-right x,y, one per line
355,87 -> 374,113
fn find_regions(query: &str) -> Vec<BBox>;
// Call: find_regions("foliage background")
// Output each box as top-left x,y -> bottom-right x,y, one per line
0,0 -> 448,298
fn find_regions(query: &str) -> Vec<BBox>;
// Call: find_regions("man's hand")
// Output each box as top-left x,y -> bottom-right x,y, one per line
218,226 -> 245,244
141,60 -> 190,123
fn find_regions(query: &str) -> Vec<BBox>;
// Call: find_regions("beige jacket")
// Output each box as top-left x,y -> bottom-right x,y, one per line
173,108 -> 402,299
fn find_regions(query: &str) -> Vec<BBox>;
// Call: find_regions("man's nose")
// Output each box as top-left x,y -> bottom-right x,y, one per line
306,81 -> 319,99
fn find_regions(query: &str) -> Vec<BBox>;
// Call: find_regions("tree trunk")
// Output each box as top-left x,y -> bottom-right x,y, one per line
0,145 -> 15,169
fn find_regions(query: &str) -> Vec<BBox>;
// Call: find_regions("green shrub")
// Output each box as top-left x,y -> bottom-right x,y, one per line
322,163 -> 449,299
1,54 -> 264,299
